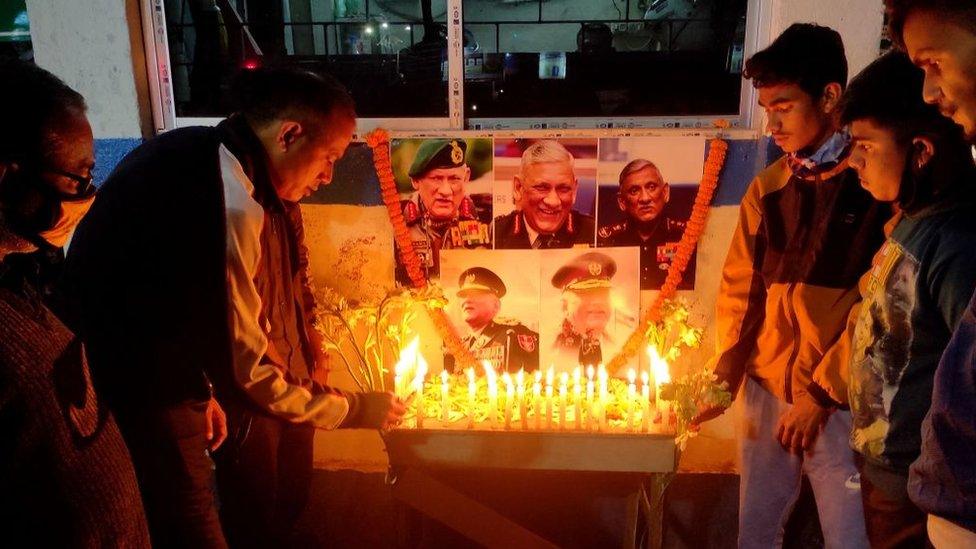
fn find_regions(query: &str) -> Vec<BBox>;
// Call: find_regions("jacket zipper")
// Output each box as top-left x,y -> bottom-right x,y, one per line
784,281 -> 801,403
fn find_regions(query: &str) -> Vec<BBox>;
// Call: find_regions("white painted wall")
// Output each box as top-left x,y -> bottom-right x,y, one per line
767,0 -> 884,81
26,0 -> 151,139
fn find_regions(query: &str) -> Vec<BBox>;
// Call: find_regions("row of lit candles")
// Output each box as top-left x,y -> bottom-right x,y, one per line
393,339 -> 674,433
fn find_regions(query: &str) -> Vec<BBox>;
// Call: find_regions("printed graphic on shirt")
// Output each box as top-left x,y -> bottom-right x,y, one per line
849,240 -> 920,462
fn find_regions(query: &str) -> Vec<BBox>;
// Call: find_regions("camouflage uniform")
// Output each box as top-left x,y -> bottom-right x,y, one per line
396,194 -> 491,282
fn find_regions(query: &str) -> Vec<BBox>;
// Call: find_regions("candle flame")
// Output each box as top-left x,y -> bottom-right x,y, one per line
441,370 -> 449,384
545,366 -> 554,386
586,364 -> 595,380
648,346 -> 671,384
395,336 -> 420,377
627,368 -> 637,384
411,352 -> 428,390
466,367 -> 476,384
516,368 -> 525,387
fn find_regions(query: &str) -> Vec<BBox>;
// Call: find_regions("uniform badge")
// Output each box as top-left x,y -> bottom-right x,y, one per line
403,201 -> 420,224
464,273 -> 477,286
656,242 -> 679,264
450,140 -> 464,165
457,220 -> 486,246
517,334 -> 538,352
588,262 -> 602,276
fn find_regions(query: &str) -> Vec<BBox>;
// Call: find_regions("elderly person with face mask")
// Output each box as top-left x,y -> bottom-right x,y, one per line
0,59 -> 150,548
598,159 -> 695,290
494,140 -> 596,249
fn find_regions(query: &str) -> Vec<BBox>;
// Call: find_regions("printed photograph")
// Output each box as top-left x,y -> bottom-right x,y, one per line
538,247 -> 640,374
596,136 -> 705,290
391,137 -> 494,284
492,138 -> 598,250
440,249 -> 541,374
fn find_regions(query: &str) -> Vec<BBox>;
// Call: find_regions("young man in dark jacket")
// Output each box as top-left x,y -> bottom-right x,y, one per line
887,1 -> 976,545
65,67 -> 406,548
842,50 -> 976,548
693,24 -> 890,548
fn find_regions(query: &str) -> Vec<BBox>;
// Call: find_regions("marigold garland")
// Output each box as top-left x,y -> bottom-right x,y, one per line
366,129 -> 729,375
366,129 -> 480,371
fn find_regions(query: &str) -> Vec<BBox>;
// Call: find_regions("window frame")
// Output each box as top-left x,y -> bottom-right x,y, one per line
141,0 -> 769,134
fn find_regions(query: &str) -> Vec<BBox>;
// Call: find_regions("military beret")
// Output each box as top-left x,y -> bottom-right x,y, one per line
408,139 -> 467,178
551,252 -> 617,291
457,267 -> 506,298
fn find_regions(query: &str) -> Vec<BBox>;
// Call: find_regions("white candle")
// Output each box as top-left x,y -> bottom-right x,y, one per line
648,347 -> 671,427
573,367 -> 582,430
484,361 -> 498,429
503,372 -> 514,430
586,365 -> 595,430
517,369 -> 528,430
533,370 -> 542,430
597,364 -> 608,431
466,367 -> 476,429
441,370 -> 450,423
545,367 -> 554,430
413,362 -> 427,429
559,372 -> 569,430
627,369 -> 637,432
641,371 -> 651,433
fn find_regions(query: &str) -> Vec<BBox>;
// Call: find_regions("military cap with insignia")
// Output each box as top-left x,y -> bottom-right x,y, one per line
551,252 -> 617,291
457,267 -> 507,297
408,139 -> 468,177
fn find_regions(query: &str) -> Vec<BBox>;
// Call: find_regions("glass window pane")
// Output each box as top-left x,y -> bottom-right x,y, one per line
463,0 -> 746,122
164,0 -> 448,118
0,0 -> 32,62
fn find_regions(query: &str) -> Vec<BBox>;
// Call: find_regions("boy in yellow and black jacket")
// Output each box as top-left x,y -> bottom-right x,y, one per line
694,24 -> 890,549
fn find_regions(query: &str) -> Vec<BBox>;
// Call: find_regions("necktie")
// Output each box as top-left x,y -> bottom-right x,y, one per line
533,234 -> 553,249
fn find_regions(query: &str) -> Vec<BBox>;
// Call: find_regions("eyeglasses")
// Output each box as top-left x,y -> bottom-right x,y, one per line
42,167 -> 95,198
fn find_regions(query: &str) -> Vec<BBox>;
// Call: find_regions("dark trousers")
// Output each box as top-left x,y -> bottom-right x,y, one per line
117,400 -> 228,549
215,404 -> 315,549
859,461 -> 929,549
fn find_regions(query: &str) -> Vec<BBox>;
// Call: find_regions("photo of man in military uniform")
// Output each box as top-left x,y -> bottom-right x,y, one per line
494,139 -> 596,249
597,159 -> 695,290
550,251 -> 635,370
444,266 -> 540,374
394,138 -> 492,283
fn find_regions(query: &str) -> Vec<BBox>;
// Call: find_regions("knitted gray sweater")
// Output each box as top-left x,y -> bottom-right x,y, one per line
0,227 -> 150,548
